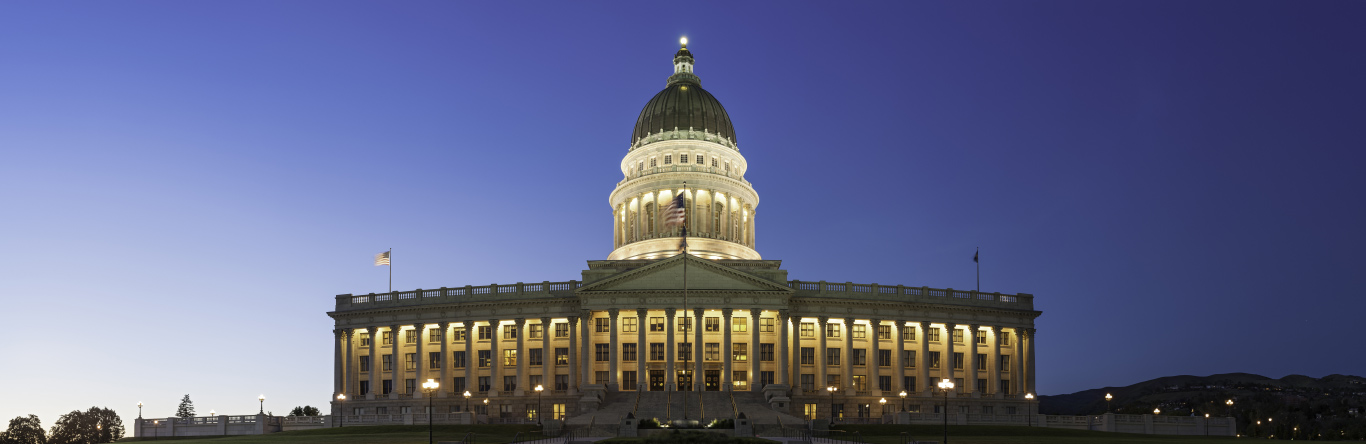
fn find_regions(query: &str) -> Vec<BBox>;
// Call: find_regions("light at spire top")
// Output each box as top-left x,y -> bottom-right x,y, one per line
680,36 -> 688,48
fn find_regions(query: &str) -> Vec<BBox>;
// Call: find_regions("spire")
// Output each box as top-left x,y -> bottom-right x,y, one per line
668,37 -> 701,86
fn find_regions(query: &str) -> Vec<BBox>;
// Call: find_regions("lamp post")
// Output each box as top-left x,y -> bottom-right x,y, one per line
1205,413 -> 1210,436
422,379 -> 440,444
463,391 -> 472,417
1225,399 -> 1233,419
337,394 -> 347,428
938,379 -> 955,444
210,410 -> 216,417
137,402 -> 143,419
1154,408 -> 1161,415
258,395 -> 266,415
1025,393 -> 1034,427
484,398 -> 489,422
899,390 -> 907,412
1105,393 -> 1113,413
153,420 -> 159,441
535,384 -> 544,425
826,386 -> 837,422
879,398 -> 887,417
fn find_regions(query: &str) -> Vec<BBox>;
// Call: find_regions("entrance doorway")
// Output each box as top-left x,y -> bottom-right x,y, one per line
704,370 -> 720,391
677,370 -> 693,391
649,370 -> 665,391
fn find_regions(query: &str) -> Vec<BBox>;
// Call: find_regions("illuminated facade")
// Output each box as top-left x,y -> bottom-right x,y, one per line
327,40 -> 1041,426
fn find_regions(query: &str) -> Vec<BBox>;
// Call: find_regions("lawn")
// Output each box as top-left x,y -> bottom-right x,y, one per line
117,424 -> 539,443
834,424 -> 1237,444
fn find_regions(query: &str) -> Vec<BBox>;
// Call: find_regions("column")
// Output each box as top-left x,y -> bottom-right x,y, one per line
989,326 -> 1002,399
942,323 -> 955,394
334,329 -> 345,396
438,322 -> 449,397
580,310 -> 592,386
414,323 -> 426,398
1025,328 -> 1037,395
842,320 -> 853,392
488,319 -> 500,395
608,309 -> 620,388
516,318 -> 528,394
463,320 -> 474,394
368,326 -> 379,400
750,310 -> 761,390
344,329 -> 355,398
894,321 -> 906,394
966,324 -> 979,396
721,309 -> 733,390
1011,328 -> 1024,395
915,322 -> 929,396
635,310 -> 647,391
816,317 -> 828,390
692,308 -> 703,391
665,308 -> 677,389
541,317 -> 553,391
567,316 -> 579,393
388,325 -> 401,399
777,310 -> 790,386
868,319 -> 881,395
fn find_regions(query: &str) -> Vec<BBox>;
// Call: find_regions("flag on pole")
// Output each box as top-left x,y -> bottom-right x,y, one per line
973,249 -> 978,263
663,193 -> 686,229
374,251 -> 391,266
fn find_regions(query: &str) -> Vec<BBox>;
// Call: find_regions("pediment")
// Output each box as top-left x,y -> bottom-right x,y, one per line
577,254 -> 793,294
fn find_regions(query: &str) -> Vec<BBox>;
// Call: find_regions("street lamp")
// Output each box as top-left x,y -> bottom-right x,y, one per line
422,379 -> 440,444
210,410 -> 216,416
153,420 -> 159,441
899,390 -> 907,412
1154,408 -> 1161,415
879,398 -> 887,417
534,384 -> 544,425
258,395 -> 266,415
1225,399 -> 1233,418
137,402 -> 143,419
826,386 -> 838,422
1105,393 -> 1113,413
938,379 -> 955,444
463,391 -> 472,416
1025,393 -> 1035,427
337,394 -> 347,428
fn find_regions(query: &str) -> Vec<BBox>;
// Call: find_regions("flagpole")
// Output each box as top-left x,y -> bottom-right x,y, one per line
388,248 -> 393,294
681,182 -> 689,421
976,247 -> 979,293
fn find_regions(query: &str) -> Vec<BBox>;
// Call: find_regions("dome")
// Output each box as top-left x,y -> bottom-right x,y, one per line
630,45 -> 737,146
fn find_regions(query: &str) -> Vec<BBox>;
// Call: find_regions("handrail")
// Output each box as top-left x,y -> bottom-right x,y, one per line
698,390 -> 706,422
461,431 -> 475,444
632,387 -> 642,416
665,389 -> 672,421
728,390 -> 739,418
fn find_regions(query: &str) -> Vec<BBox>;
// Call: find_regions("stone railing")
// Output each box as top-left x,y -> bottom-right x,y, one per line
337,281 -> 582,311
788,281 -> 1034,310
618,164 -> 752,188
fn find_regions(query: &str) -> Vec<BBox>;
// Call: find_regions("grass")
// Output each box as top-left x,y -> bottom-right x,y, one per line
117,424 -> 538,443
832,424 -> 1238,444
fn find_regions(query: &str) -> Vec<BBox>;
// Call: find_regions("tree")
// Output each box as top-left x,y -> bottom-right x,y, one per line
44,407 -> 122,444
288,406 -> 321,417
1,414 -> 47,444
176,395 -> 195,419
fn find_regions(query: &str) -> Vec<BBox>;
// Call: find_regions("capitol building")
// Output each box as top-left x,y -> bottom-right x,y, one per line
327,39 -> 1041,428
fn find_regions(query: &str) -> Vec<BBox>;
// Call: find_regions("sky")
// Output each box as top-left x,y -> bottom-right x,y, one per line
2,0 -> 1364,428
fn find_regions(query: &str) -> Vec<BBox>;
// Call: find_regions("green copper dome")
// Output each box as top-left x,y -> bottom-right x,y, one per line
631,45 -> 737,147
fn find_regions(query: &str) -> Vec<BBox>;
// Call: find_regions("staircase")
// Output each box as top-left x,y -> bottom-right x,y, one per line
564,389 -> 807,436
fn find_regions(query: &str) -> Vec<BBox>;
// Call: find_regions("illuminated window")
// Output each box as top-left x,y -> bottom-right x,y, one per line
733,343 -> 747,362
852,375 -> 866,391
360,332 -> 370,346
503,349 -> 517,366
705,343 -> 720,361
852,324 -> 866,339
554,323 -> 568,338
733,318 -> 747,332
800,322 -> 814,337
555,348 -> 568,365
733,371 -> 747,389
760,318 -> 774,332
503,326 -> 518,340
622,317 -> 637,333
705,317 -> 720,332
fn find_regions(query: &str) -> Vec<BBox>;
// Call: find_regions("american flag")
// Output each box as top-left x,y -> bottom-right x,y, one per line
662,193 -> 686,229
374,251 -> 391,266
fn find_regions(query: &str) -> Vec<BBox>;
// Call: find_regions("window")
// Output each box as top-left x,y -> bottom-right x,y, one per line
929,351 -> 940,369
733,371 -> 747,390
955,378 -> 964,392
405,378 -> 416,394
826,348 -> 840,366
530,348 -> 543,366
555,348 -> 569,365
529,324 -> 543,339
1000,355 -> 1011,371
852,375 -> 866,390
760,318 -> 774,332
856,403 -> 870,418
623,371 -> 637,390
926,328 -> 940,342
800,374 -> 815,392
401,406 -> 412,414
382,379 -> 393,395
977,378 -> 987,392
825,323 -> 840,338
649,158 -> 657,167
976,331 -> 987,344
852,324 -> 866,339
429,352 -> 442,370
1000,380 -> 1012,394
360,356 -> 371,372
678,342 -> 692,361
555,375 -> 569,390
733,343 -> 747,362
877,325 -> 891,340
406,330 -> 417,344
800,323 -> 814,337
405,353 -> 416,371
382,354 -> 393,372
595,344 -> 609,361
453,327 -> 466,341
622,343 -> 637,362
733,318 -> 747,332
705,343 -> 720,361
360,332 -> 370,346
623,317 -> 637,333
711,158 -> 718,167
638,161 -> 644,172
826,374 -> 841,390
953,352 -> 964,370
664,154 -> 672,165
477,376 -> 490,392
595,371 -> 608,385
478,350 -> 491,368
553,403 -> 566,420
1001,331 -> 1012,346
504,326 -> 518,340
677,316 -> 692,333
977,354 -> 987,370
649,317 -> 664,332
904,350 -> 916,368
760,343 -> 774,361
705,317 -> 720,332
725,161 -> 731,172
478,326 -> 492,340
429,328 -> 442,343
878,350 -> 891,367
800,347 -> 815,365
952,329 -> 963,344
503,349 -> 517,366
879,376 -> 891,391
452,377 -> 465,393
504,376 -> 516,392
902,325 -> 916,341
452,351 -> 466,368
905,376 -> 916,392
595,318 -> 609,333
383,331 -> 393,346
852,349 -> 866,366
555,323 -> 569,338
359,381 -> 370,395
680,154 -> 689,164
376,406 -> 388,415
696,155 -> 705,165
649,343 -> 665,361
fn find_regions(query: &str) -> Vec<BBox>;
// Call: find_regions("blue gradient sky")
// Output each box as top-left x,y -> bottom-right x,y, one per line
2,1 -> 1363,426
